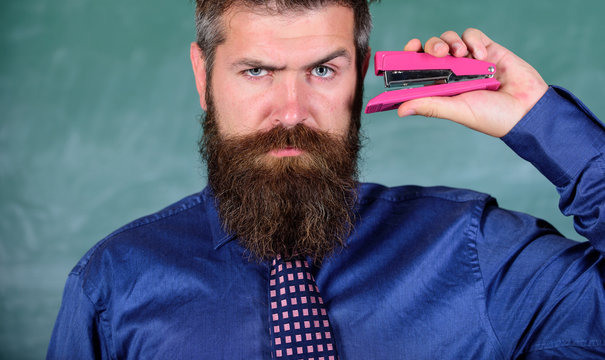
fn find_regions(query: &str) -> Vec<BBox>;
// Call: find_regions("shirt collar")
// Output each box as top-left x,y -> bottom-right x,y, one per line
201,187 -> 238,250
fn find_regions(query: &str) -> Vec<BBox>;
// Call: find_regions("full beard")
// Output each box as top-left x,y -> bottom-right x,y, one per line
200,100 -> 361,262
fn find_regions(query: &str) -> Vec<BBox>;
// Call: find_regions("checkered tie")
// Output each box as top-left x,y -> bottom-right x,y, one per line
269,255 -> 339,360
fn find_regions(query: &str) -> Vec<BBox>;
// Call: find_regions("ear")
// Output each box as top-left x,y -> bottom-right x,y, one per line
190,42 -> 208,111
361,47 -> 371,80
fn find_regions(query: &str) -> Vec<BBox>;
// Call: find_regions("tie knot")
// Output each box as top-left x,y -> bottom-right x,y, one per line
272,255 -> 309,271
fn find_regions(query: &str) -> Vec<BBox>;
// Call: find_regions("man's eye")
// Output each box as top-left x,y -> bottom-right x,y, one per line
311,66 -> 334,78
245,68 -> 268,77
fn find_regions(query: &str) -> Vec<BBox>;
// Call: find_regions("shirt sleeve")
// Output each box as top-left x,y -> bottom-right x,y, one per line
502,86 -> 605,250
477,87 -> 605,358
46,271 -> 111,359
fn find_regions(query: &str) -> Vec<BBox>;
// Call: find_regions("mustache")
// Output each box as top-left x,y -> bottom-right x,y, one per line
218,124 -> 346,157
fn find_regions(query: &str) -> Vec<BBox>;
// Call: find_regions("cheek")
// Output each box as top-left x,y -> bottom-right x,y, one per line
211,80 -> 270,135
311,85 -> 355,134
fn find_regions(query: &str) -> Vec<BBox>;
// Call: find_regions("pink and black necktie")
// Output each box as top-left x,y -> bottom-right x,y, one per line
269,255 -> 339,360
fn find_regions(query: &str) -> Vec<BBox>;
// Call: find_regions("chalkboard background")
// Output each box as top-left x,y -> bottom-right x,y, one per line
1,0 -> 604,358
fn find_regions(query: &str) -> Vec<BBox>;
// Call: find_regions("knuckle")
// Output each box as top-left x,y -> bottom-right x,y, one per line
440,30 -> 458,39
461,28 -> 477,39
425,36 -> 439,44
425,103 -> 441,119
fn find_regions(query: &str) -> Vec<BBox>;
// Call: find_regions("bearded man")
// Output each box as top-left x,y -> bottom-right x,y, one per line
48,0 -> 605,359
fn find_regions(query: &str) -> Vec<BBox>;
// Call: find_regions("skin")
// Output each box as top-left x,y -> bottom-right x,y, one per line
190,5 -> 367,158
191,6 -> 549,143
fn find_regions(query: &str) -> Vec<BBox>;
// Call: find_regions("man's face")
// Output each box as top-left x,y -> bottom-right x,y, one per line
191,4 -> 364,261
198,4 -> 358,146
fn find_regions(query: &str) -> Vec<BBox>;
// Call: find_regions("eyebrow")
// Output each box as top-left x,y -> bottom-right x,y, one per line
231,48 -> 352,71
308,48 -> 352,69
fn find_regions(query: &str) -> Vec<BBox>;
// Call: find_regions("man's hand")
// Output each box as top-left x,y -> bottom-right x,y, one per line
398,29 -> 549,138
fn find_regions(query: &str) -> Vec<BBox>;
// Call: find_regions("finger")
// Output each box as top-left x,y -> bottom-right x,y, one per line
403,38 -> 423,52
424,36 -> 449,57
461,28 -> 493,60
439,30 -> 468,57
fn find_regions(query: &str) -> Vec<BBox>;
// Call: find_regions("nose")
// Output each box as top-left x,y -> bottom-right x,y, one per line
271,75 -> 310,128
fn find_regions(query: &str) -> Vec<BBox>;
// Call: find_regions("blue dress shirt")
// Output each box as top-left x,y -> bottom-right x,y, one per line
48,87 -> 605,359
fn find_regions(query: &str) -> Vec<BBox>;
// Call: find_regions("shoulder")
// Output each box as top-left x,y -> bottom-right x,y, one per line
353,183 -> 496,250
70,189 -> 213,278
357,182 -> 493,206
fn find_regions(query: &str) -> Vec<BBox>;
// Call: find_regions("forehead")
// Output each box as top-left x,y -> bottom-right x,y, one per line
219,5 -> 355,60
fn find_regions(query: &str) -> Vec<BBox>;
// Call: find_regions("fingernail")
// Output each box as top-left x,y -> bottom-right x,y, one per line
434,42 -> 444,52
474,49 -> 484,59
452,42 -> 462,53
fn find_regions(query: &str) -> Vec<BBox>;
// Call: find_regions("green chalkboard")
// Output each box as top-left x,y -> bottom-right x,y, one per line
1,0 -> 604,358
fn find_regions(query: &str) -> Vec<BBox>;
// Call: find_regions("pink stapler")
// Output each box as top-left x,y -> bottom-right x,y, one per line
365,51 -> 500,114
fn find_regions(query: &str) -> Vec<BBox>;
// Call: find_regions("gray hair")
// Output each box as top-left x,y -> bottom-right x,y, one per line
194,0 -> 376,78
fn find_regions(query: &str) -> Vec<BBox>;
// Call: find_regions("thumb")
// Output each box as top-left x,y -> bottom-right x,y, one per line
396,93 -> 518,138
397,97 -> 470,121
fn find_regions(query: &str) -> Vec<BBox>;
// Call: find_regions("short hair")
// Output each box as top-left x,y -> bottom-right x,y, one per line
194,0 -> 377,77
